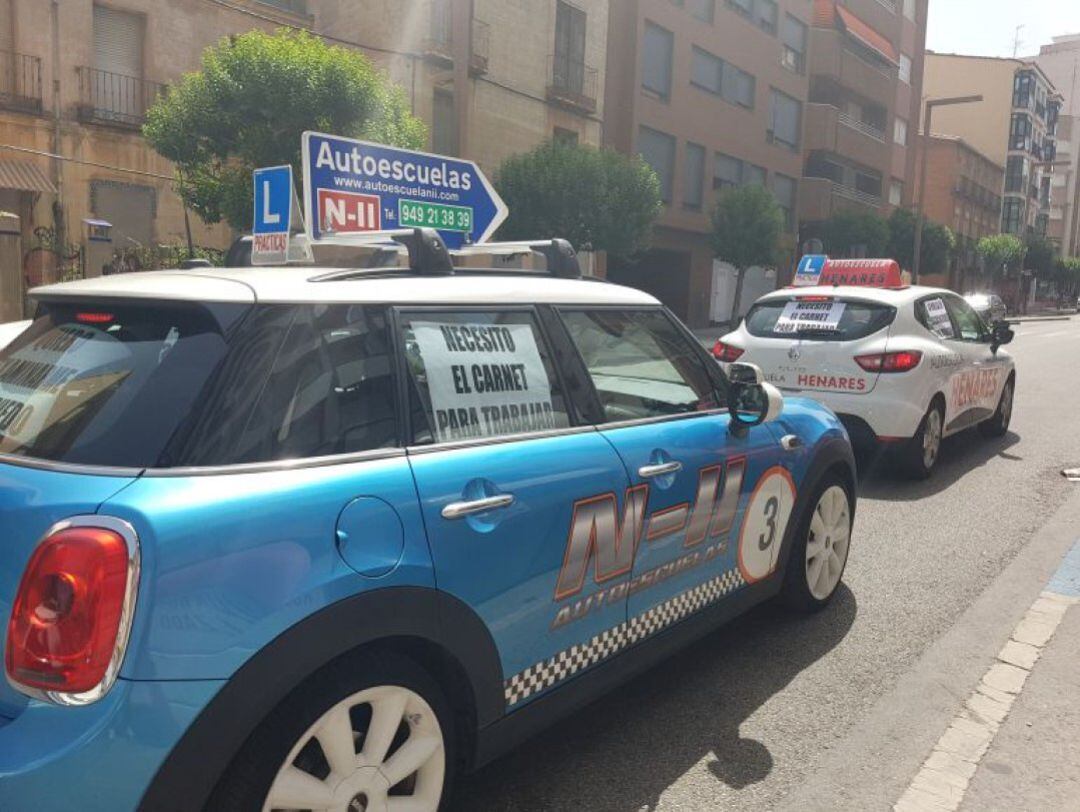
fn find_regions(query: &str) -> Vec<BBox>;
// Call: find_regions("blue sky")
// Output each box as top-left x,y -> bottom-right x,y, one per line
927,0 -> 1080,58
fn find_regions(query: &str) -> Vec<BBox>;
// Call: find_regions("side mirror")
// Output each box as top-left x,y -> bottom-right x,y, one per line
728,363 -> 783,433
990,321 -> 1014,355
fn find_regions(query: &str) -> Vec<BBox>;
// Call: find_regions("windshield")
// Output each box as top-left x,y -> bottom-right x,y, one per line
744,298 -> 896,342
0,300 -> 249,468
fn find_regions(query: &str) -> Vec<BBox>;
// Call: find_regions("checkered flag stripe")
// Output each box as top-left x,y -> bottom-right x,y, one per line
504,568 -> 746,706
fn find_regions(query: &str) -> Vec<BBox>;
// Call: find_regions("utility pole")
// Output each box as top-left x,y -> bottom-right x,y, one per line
1013,24 -> 1025,58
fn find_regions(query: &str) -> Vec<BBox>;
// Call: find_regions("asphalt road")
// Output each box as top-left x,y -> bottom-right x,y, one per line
452,316 -> 1080,811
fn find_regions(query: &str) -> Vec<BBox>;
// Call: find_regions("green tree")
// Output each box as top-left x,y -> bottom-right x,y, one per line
820,210 -> 890,258
494,141 -> 662,258
886,208 -> 956,277
1023,233 -> 1057,275
976,234 -> 1026,280
710,184 -> 784,321
1052,257 -> 1080,299
144,29 -> 426,230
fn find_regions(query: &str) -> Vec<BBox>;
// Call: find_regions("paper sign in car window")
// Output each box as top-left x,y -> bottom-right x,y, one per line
774,301 -> 847,334
410,321 -> 560,442
924,298 -> 954,339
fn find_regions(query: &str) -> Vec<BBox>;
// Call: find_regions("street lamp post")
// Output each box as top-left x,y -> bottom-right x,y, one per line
913,95 -> 983,285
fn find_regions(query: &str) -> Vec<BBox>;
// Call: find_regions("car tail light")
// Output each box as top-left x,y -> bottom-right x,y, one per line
712,340 -> 745,363
854,350 -> 923,373
6,522 -> 138,700
75,312 -> 115,325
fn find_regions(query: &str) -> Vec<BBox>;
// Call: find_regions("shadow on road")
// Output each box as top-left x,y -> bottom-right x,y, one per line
856,430 -> 1021,501
452,585 -> 858,811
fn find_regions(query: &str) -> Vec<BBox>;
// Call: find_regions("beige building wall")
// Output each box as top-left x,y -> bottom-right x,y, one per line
922,54 -> 1017,166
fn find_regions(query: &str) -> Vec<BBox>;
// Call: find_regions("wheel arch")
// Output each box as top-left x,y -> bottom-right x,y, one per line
139,586 -> 503,811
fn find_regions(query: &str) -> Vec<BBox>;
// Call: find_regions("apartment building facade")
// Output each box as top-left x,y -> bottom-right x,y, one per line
311,0 -> 608,177
1036,33 -> 1080,257
799,0 -> 928,237
605,0 -> 811,327
919,134 -> 1004,289
924,53 -> 1063,239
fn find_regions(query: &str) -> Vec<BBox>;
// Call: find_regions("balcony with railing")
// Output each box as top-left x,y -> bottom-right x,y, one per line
77,67 -> 166,129
799,176 -> 882,222
804,104 -> 889,171
808,30 -> 895,105
470,18 -> 490,75
0,51 -> 43,114
547,54 -> 598,114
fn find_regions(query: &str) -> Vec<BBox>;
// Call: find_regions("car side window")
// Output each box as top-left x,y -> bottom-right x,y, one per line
559,308 -> 720,423
399,309 -> 571,444
916,297 -> 955,339
944,296 -> 988,342
231,304 -> 399,462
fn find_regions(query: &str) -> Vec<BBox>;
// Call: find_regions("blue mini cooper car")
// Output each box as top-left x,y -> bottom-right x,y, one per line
0,232 -> 855,811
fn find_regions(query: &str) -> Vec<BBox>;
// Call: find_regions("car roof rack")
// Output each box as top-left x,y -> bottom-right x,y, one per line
451,239 -> 581,279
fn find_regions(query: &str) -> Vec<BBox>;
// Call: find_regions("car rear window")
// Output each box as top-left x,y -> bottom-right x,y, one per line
0,301 -> 400,469
0,300 -> 249,468
744,297 -> 896,341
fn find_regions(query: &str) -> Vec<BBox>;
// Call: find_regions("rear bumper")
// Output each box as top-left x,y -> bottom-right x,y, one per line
781,389 -> 924,442
0,678 -> 224,812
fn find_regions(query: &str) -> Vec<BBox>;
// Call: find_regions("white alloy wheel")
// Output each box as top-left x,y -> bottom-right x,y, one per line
263,685 -> 446,812
805,485 -> 851,601
923,407 -> 943,470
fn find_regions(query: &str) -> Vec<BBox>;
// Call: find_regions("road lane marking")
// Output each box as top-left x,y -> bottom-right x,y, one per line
894,540 -> 1080,812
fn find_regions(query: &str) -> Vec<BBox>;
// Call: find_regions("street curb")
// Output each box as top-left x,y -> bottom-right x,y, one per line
777,486 -> 1080,812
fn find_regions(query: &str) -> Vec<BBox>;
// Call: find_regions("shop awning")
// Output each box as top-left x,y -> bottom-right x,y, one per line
836,5 -> 899,64
814,0 -> 899,65
0,159 -> 57,194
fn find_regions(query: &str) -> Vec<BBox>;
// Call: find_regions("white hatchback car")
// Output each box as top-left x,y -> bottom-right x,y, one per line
715,285 -> 1016,477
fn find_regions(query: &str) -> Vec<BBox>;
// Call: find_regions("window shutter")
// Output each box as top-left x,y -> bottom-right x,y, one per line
93,6 -> 143,78
0,0 -> 14,55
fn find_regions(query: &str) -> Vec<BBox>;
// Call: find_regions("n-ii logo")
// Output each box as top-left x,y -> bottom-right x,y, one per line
550,460 -> 796,628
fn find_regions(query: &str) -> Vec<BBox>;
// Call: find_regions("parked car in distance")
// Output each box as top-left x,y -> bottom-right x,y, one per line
0,230 -> 857,812
964,292 -> 1007,324
0,320 -> 30,351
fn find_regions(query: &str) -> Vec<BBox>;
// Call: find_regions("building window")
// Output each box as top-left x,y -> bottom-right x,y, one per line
639,126 -> 676,202
431,89 -> 457,155
691,47 -> 755,108
1001,198 -> 1023,234
688,0 -> 715,22
1010,113 -> 1032,151
889,179 -> 903,206
642,22 -> 674,100
554,0 -> 587,95
855,171 -> 882,199
769,89 -> 801,149
899,53 -> 912,84
756,0 -> 778,33
713,152 -> 742,192
684,142 -> 706,209
772,173 -> 796,231
744,163 -> 766,187
902,0 -> 916,21
893,116 -> 908,146
729,0 -> 753,18
256,0 -> 308,14
781,14 -> 807,74
1013,70 -> 1034,110
553,127 -> 579,146
1005,156 -> 1026,193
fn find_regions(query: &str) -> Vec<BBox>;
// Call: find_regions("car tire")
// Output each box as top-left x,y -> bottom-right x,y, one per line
207,649 -> 457,812
978,376 -> 1014,439
781,474 -> 853,613
901,399 -> 945,480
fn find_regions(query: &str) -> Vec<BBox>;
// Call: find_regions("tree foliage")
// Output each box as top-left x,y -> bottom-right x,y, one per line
144,29 -> 426,229
494,141 -> 662,258
886,208 -> 956,276
820,210 -> 890,258
710,184 -> 784,321
976,234 -> 1026,278
710,184 -> 784,270
1022,233 -> 1057,275
1052,256 -> 1080,298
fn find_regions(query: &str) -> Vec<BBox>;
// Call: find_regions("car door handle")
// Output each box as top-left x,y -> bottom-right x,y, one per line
638,461 -> 683,479
780,434 -> 803,451
441,494 -> 515,520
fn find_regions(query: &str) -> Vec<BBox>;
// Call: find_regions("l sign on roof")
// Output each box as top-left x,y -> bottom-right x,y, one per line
301,132 -> 508,249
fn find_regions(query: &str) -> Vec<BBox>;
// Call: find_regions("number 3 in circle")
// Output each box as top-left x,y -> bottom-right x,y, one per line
738,467 -> 796,583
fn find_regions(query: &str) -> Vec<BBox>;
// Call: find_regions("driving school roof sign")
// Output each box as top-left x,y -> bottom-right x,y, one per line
301,131 -> 508,249
793,256 -> 903,288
